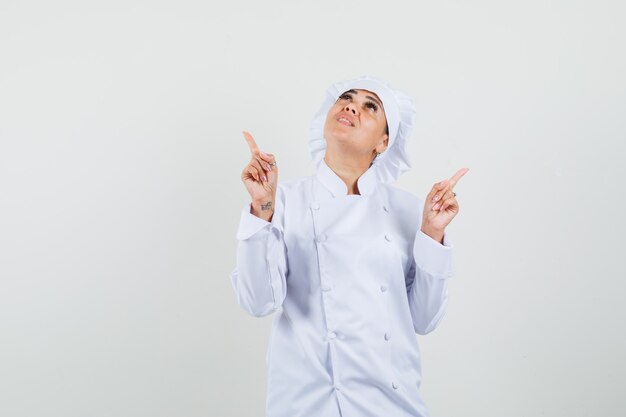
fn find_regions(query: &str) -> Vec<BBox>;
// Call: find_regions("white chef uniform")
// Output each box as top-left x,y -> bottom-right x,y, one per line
230,75 -> 455,417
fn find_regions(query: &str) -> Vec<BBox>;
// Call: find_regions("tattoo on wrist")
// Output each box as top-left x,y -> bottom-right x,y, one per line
260,201 -> 273,211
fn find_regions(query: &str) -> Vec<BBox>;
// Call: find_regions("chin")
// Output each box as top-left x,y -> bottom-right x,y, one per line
324,124 -> 353,141
325,132 -> 353,148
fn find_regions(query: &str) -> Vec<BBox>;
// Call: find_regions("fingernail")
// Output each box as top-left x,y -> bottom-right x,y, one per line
262,175 -> 267,182
267,164 -> 272,171
433,203 -> 440,210
260,151 -> 268,158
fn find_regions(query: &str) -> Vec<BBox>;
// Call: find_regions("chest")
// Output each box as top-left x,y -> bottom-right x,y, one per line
281,182 -> 415,279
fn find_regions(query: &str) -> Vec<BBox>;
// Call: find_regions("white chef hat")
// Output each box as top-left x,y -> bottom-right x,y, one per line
308,74 -> 417,183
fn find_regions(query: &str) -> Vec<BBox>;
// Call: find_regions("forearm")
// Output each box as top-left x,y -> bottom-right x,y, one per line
407,268 -> 450,334
408,229 -> 454,334
231,229 -> 276,316
230,200 -> 287,317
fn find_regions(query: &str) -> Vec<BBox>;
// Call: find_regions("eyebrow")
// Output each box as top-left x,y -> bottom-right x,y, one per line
342,89 -> 383,108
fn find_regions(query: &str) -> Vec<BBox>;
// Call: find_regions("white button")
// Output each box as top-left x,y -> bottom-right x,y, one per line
392,381 -> 399,389
382,205 -> 389,213
316,234 -> 327,242
321,284 -> 332,292
334,384 -> 341,391
311,202 -> 320,210
384,332 -> 391,341
385,234 -> 392,242
328,331 -> 337,339
380,284 -> 387,292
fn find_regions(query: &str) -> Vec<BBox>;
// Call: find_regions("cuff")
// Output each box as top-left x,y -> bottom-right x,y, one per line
236,203 -> 271,240
414,229 -> 454,278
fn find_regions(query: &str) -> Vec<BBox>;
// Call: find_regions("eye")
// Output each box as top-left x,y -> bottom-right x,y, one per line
365,101 -> 378,111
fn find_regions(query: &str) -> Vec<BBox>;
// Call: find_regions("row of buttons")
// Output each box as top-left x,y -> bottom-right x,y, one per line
313,200 -> 340,393
380,282 -> 390,341
381,255 -> 395,391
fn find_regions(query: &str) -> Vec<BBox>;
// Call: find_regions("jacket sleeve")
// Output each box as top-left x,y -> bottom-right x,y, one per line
405,226 -> 455,335
229,187 -> 288,318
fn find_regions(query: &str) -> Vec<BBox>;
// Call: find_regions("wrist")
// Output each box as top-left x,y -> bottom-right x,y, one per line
420,226 -> 444,244
251,198 -> 275,222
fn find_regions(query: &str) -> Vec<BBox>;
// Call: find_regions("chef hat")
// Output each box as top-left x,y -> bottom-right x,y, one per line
308,75 -> 417,183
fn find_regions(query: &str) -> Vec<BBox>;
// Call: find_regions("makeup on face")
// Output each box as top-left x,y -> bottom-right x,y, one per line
336,89 -> 384,115
333,89 -> 388,136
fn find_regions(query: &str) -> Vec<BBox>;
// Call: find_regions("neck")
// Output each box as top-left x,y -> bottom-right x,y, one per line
323,148 -> 375,195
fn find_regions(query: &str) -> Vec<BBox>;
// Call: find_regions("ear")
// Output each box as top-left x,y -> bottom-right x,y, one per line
375,134 -> 389,154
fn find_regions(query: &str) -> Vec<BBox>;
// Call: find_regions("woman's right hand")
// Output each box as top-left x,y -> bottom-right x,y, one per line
241,131 -> 278,221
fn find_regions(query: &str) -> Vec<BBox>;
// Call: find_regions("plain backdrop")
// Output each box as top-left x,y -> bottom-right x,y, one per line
1,1 -> 625,416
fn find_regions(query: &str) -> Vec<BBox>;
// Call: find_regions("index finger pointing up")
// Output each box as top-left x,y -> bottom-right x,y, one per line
242,131 -> 259,155
448,167 -> 470,189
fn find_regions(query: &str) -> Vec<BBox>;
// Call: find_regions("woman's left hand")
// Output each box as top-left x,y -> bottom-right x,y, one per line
421,168 -> 469,242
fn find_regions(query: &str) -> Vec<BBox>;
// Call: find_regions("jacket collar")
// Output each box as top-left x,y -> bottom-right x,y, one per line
316,158 -> 379,197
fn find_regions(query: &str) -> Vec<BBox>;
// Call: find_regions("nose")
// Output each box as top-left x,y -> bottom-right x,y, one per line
344,102 -> 358,115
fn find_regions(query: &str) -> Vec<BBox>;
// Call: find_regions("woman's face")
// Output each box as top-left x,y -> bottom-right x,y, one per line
323,89 -> 389,161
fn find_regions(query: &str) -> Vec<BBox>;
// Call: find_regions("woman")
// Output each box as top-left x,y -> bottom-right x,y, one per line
230,75 -> 468,417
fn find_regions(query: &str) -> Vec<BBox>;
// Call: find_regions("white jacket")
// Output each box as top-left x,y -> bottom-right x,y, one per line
230,158 -> 455,417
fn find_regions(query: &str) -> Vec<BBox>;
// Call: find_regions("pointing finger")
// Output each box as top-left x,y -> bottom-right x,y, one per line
448,168 -> 469,189
242,131 -> 259,155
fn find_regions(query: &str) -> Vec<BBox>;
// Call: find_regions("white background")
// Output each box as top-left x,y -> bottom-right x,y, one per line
1,1 -> 625,416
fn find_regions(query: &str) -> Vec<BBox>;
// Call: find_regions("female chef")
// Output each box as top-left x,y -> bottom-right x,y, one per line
230,75 -> 468,417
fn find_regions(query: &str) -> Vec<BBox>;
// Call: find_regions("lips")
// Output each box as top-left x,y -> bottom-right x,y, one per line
336,113 -> 355,127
